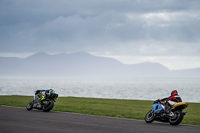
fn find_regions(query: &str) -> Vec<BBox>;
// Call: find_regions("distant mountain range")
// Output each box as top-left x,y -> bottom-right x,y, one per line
0,52 -> 199,77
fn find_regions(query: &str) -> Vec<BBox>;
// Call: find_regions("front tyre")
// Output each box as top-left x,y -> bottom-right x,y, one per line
26,100 -> 34,110
169,110 -> 183,125
42,100 -> 54,112
145,109 -> 155,123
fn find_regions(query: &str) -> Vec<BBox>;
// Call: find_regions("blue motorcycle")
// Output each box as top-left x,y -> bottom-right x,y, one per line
145,99 -> 188,125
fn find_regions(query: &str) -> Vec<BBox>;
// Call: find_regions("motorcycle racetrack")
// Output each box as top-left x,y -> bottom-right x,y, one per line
0,105 -> 200,133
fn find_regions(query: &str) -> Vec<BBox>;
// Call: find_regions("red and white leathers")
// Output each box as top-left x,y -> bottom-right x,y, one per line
161,92 -> 182,113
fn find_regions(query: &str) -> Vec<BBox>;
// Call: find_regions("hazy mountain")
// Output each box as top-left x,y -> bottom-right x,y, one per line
0,52 -> 199,77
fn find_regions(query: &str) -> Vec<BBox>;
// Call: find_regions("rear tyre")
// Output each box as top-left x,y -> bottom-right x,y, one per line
145,109 -> 155,123
26,100 -> 34,110
169,110 -> 183,125
42,100 -> 54,112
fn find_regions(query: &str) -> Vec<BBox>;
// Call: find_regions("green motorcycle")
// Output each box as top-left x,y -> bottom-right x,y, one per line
26,90 -> 58,112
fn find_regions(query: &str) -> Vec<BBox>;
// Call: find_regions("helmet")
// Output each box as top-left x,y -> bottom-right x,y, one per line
49,89 -> 55,94
171,90 -> 178,96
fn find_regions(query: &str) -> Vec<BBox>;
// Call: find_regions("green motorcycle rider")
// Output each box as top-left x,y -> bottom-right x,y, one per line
33,89 -> 55,108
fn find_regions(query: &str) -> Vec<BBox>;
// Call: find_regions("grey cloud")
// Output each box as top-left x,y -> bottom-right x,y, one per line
0,0 -> 200,56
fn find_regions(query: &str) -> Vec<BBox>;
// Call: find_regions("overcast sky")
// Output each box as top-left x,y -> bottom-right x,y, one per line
0,0 -> 200,70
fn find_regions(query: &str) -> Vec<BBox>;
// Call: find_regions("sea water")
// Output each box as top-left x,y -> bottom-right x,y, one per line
0,77 -> 199,103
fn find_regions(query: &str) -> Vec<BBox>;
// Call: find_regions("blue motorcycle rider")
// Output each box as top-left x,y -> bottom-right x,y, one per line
161,90 -> 182,115
33,89 -> 55,108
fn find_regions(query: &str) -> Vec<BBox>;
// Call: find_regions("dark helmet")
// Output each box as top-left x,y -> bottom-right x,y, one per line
171,90 -> 178,96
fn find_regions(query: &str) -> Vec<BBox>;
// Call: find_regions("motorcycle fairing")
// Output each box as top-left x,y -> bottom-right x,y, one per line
152,103 -> 164,113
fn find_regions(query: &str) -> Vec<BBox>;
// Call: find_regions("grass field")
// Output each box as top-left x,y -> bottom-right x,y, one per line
0,95 -> 199,125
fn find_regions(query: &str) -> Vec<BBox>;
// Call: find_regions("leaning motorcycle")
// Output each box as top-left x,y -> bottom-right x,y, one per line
26,90 -> 58,112
145,99 -> 188,125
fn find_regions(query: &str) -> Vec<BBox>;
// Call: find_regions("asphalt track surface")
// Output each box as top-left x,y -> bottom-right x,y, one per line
0,106 -> 200,133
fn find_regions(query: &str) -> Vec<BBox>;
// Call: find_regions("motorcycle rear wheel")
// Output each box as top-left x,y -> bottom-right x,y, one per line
145,109 -> 155,123
169,110 -> 183,125
42,100 -> 54,112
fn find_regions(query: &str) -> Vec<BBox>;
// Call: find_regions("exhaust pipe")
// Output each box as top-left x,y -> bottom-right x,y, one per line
183,111 -> 187,116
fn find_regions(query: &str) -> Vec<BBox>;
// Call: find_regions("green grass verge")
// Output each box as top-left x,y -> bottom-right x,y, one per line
0,95 -> 199,125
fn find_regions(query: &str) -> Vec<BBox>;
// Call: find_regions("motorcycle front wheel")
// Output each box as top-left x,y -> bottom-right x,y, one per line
169,110 -> 183,125
145,109 -> 155,123
42,100 -> 54,112
26,100 -> 34,110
